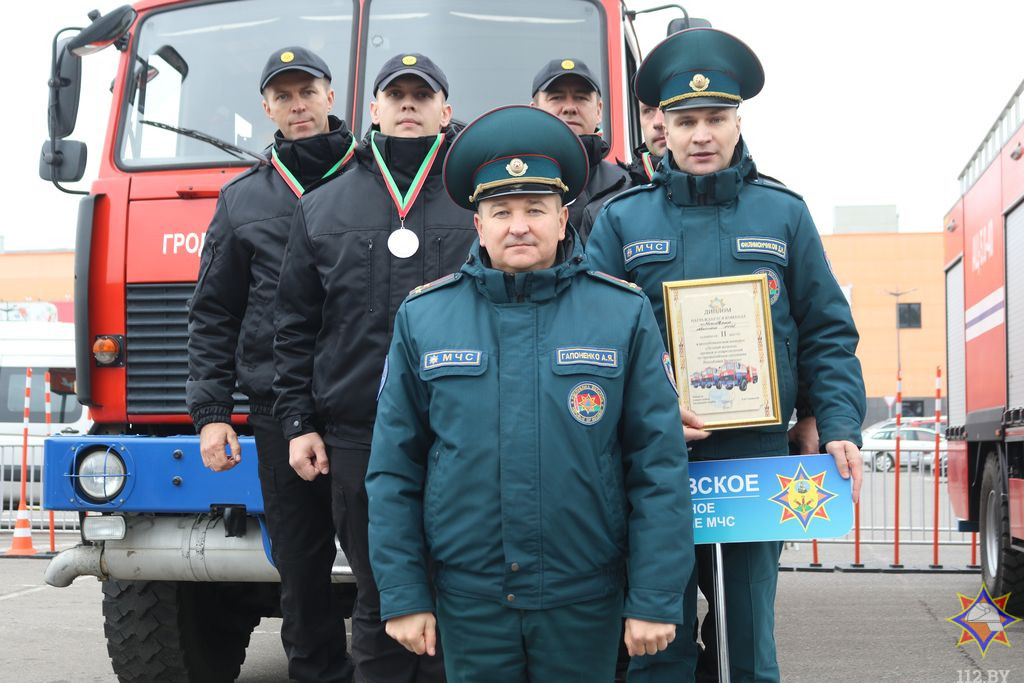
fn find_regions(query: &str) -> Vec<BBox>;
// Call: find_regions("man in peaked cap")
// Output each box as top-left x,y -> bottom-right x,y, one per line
365,105 -> 695,681
188,45 -> 356,682
531,57 -> 630,240
587,28 -> 866,682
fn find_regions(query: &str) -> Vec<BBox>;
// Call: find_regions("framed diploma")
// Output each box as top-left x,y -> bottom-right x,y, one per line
662,273 -> 781,430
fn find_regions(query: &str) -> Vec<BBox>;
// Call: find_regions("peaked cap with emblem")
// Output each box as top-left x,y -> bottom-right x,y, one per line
259,46 -> 332,92
442,105 -> 589,211
635,28 -> 764,111
532,57 -> 601,96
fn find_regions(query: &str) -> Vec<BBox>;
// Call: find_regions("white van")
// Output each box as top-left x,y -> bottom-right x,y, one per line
1,321 -> 92,505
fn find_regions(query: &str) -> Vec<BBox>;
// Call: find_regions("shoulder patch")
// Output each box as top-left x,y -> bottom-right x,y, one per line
749,175 -> 804,201
408,272 -> 462,299
586,270 -> 644,295
603,182 -> 659,209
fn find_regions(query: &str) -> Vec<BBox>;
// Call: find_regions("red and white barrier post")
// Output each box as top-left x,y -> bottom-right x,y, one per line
891,370 -> 903,568
931,367 -> 942,568
44,370 -> 55,553
5,369 -> 37,556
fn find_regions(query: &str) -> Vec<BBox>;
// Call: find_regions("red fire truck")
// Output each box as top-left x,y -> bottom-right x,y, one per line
944,77 -> 1024,612
38,1 -> 696,678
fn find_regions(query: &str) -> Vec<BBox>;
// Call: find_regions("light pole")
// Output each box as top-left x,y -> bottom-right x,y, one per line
885,287 -> 917,379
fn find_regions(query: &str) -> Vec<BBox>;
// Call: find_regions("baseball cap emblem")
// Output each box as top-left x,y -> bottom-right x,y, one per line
561,59 -> 575,70
689,73 -> 710,92
506,158 -> 528,177
280,51 -> 295,63
402,55 -> 417,65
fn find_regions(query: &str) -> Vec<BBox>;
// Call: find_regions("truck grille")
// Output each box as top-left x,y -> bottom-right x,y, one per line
125,283 -> 248,415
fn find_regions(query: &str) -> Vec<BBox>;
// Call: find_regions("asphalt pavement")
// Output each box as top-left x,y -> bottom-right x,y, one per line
1,543 -> 1021,682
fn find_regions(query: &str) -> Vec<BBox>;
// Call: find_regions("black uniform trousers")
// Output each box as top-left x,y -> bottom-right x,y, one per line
251,414 -> 354,683
330,445 -> 446,683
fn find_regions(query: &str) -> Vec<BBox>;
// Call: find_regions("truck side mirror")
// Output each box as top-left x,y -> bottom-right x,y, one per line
39,139 -> 88,182
48,39 -> 82,140
66,5 -> 137,57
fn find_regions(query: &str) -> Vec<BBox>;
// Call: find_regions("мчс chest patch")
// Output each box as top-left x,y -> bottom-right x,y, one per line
422,350 -> 482,371
556,347 -> 618,368
623,239 -> 671,266
568,382 -> 607,425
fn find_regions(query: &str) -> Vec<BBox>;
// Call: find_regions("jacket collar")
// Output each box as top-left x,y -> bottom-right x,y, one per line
578,133 -> 611,169
272,116 -> 354,188
460,228 -> 587,304
653,137 -> 757,206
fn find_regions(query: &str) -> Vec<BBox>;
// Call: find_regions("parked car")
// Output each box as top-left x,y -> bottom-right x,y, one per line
860,424 -> 947,473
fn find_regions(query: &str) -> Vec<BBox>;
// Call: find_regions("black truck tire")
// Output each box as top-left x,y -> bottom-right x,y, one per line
102,579 -> 263,682
979,455 -> 1024,613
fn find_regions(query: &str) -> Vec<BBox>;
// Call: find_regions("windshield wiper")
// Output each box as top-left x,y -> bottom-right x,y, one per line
139,119 -> 265,163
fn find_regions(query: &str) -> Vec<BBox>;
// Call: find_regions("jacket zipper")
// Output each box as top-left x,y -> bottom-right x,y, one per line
435,236 -> 443,279
367,238 -> 375,312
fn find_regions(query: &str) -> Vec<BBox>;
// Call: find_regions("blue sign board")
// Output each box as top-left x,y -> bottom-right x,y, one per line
689,454 -> 853,544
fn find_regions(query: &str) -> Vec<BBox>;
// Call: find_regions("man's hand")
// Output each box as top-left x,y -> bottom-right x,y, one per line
624,618 -> 676,657
289,432 -> 329,481
788,416 -> 819,455
680,404 -> 711,442
824,440 -> 863,504
199,422 -> 241,471
385,612 -> 437,656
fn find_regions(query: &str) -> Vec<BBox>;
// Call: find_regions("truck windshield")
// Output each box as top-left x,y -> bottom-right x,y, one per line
357,0 -> 607,136
118,0 -> 354,169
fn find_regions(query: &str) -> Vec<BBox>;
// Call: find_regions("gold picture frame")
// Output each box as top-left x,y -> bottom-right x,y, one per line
662,273 -> 781,430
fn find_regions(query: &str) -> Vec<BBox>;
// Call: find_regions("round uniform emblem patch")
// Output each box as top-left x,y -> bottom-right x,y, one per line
754,267 -> 781,305
568,382 -> 606,426
280,51 -> 295,63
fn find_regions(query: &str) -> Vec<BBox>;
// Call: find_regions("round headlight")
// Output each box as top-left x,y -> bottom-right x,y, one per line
77,449 -> 126,501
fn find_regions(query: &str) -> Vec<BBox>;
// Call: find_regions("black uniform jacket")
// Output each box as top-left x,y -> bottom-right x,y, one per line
273,126 -> 477,446
186,117 -> 356,430
579,143 -> 660,243
568,133 -> 630,237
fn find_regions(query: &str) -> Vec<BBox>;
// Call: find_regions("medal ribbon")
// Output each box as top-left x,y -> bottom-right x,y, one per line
641,151 -> 656,181
271,137 -> 357,198
370,131 -> 444,227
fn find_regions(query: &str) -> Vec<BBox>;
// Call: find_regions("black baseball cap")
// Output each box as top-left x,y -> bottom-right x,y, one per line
260,46 -> 332,92
532,58 -> 601,97
373,53 -> 449,98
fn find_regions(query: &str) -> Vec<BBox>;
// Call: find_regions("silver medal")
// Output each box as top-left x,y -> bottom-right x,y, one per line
387,227 -> 419,258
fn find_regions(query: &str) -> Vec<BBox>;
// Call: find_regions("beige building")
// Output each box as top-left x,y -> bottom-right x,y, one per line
0,250 -> 74,321
820,232 -> 945,425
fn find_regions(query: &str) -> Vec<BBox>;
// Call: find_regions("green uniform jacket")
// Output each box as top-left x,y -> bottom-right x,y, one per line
367,236 -> 693,623
587,142 -> 865,450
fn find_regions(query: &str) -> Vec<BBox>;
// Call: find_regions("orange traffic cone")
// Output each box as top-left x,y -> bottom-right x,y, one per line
5,501 -> 38,556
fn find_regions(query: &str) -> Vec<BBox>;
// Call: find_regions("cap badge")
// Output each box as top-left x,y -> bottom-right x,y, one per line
561,59 -> 575,70
506,158 -> 528,177
402,55 -> 418,66
689,73 -> 710,92
280,51 -> 295,63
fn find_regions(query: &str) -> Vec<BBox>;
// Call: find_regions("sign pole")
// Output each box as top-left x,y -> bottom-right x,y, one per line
713,543 -> 731,683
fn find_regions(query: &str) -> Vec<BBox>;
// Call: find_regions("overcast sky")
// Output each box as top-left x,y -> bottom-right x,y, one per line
7,0 -> 1024,251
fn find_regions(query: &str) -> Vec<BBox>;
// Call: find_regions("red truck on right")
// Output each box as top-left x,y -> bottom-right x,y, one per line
945,78 -> 1024,611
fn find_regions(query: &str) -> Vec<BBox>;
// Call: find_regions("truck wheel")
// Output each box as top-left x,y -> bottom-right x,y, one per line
715,381 -> 722,389
739,379 -> 748,391
102,579 -> 263,682
980,456 -> 1024,613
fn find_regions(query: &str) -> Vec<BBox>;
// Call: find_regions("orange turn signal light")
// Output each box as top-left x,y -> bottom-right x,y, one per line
92,336 -> 122,365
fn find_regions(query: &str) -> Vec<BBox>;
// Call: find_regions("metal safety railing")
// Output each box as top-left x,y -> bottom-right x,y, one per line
800,366 -> 978,571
